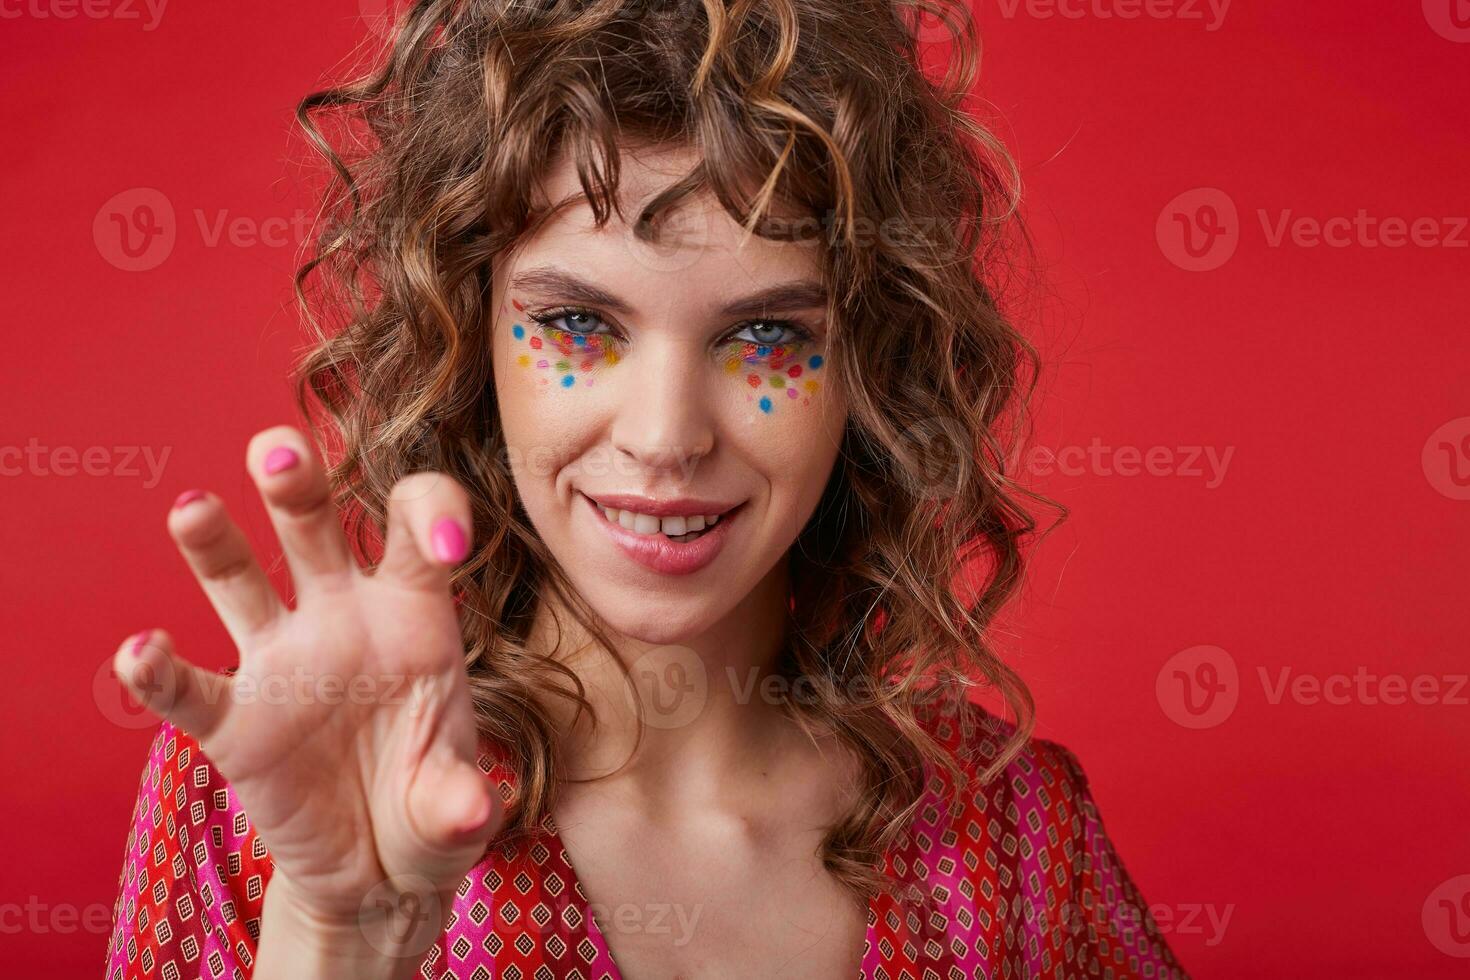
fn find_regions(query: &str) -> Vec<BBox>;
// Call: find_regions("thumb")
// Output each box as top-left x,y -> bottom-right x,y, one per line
405,747 -> 503,877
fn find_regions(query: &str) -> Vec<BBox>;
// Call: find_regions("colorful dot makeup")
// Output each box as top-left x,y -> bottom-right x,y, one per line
509,296 -> 825,412
725,343 -> 824,415
510,298 -> 619,390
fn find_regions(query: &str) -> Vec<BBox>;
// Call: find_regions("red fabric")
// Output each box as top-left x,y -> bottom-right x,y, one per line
105,700 -> 1187,978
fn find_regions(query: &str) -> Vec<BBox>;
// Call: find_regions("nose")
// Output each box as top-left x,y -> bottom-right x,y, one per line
609,339 -> 715,478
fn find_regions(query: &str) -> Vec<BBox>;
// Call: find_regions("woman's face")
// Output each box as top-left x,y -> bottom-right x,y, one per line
489,143 -> 846,644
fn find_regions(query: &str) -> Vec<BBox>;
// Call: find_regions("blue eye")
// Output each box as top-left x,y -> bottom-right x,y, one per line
527,307 -> 813,348
732,319 -> 808,346
532,308 -> 610,335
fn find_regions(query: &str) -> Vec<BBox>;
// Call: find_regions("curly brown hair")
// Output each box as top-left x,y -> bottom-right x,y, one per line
292,0 -> 1047,900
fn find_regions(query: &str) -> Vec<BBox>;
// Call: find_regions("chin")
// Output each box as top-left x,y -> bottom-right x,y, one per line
586,592 -> 722,647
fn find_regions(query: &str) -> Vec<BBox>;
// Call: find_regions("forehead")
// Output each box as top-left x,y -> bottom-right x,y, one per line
508,141 -> 825,300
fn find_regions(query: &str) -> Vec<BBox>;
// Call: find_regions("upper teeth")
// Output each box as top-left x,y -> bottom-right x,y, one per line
601,508 -> 721,536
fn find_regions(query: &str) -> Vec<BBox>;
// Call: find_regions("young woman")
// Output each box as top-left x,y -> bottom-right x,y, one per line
104,2 -> 1188,977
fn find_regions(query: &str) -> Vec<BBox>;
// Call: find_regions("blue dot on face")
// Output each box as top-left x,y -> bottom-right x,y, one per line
808,354 -> 824,369
512,324 -> 525,339
758,396 -> 773,413
573,335 -> 586,346
756,345 -> 771,357
561,374 -> 575,388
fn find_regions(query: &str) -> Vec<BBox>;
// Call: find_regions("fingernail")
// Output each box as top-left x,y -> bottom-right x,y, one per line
173,489 -> 207,510
263,446 -> 300,475
430,517 -> 469,564
128,630 -> 152,657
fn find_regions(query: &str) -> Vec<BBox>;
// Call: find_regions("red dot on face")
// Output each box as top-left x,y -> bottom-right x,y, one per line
529,336 -> 542,349
787,364 -> 802,378
747,374 -> 761,388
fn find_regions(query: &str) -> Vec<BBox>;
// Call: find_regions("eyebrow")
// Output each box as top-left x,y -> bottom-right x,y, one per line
507,266 -> 828,319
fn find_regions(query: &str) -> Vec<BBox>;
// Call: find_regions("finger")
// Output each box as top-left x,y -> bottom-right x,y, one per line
112,628 -> 231,743
246,426 -> 357,595
379,472 -> 473,590
404,747 -> 502,879
167,489 -> 287,644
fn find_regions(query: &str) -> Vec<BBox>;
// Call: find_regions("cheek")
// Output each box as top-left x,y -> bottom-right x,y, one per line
507,304 -> 620,394
496,322 -> 608,479
728,346 -> 843,494
724,343 -> 827,418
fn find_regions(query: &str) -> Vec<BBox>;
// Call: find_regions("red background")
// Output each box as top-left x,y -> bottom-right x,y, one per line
2,1 -> 1467,975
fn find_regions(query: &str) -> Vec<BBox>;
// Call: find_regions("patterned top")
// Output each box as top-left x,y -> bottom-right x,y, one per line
104,702 -> 1189,979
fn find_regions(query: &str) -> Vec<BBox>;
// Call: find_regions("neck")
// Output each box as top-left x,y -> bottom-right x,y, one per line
529,558 -> 805,797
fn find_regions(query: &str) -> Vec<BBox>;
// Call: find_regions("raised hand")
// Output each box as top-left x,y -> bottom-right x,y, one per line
111,425 -> 501,970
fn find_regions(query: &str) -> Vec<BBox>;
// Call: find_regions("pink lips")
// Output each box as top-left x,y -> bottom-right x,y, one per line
582,492 -> 740,576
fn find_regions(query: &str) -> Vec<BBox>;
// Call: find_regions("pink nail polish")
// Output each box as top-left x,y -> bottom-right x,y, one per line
128,630 -> 152,657
430,517 -> 469,564
263,446 -> 300,475
173,489 -> 207,509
